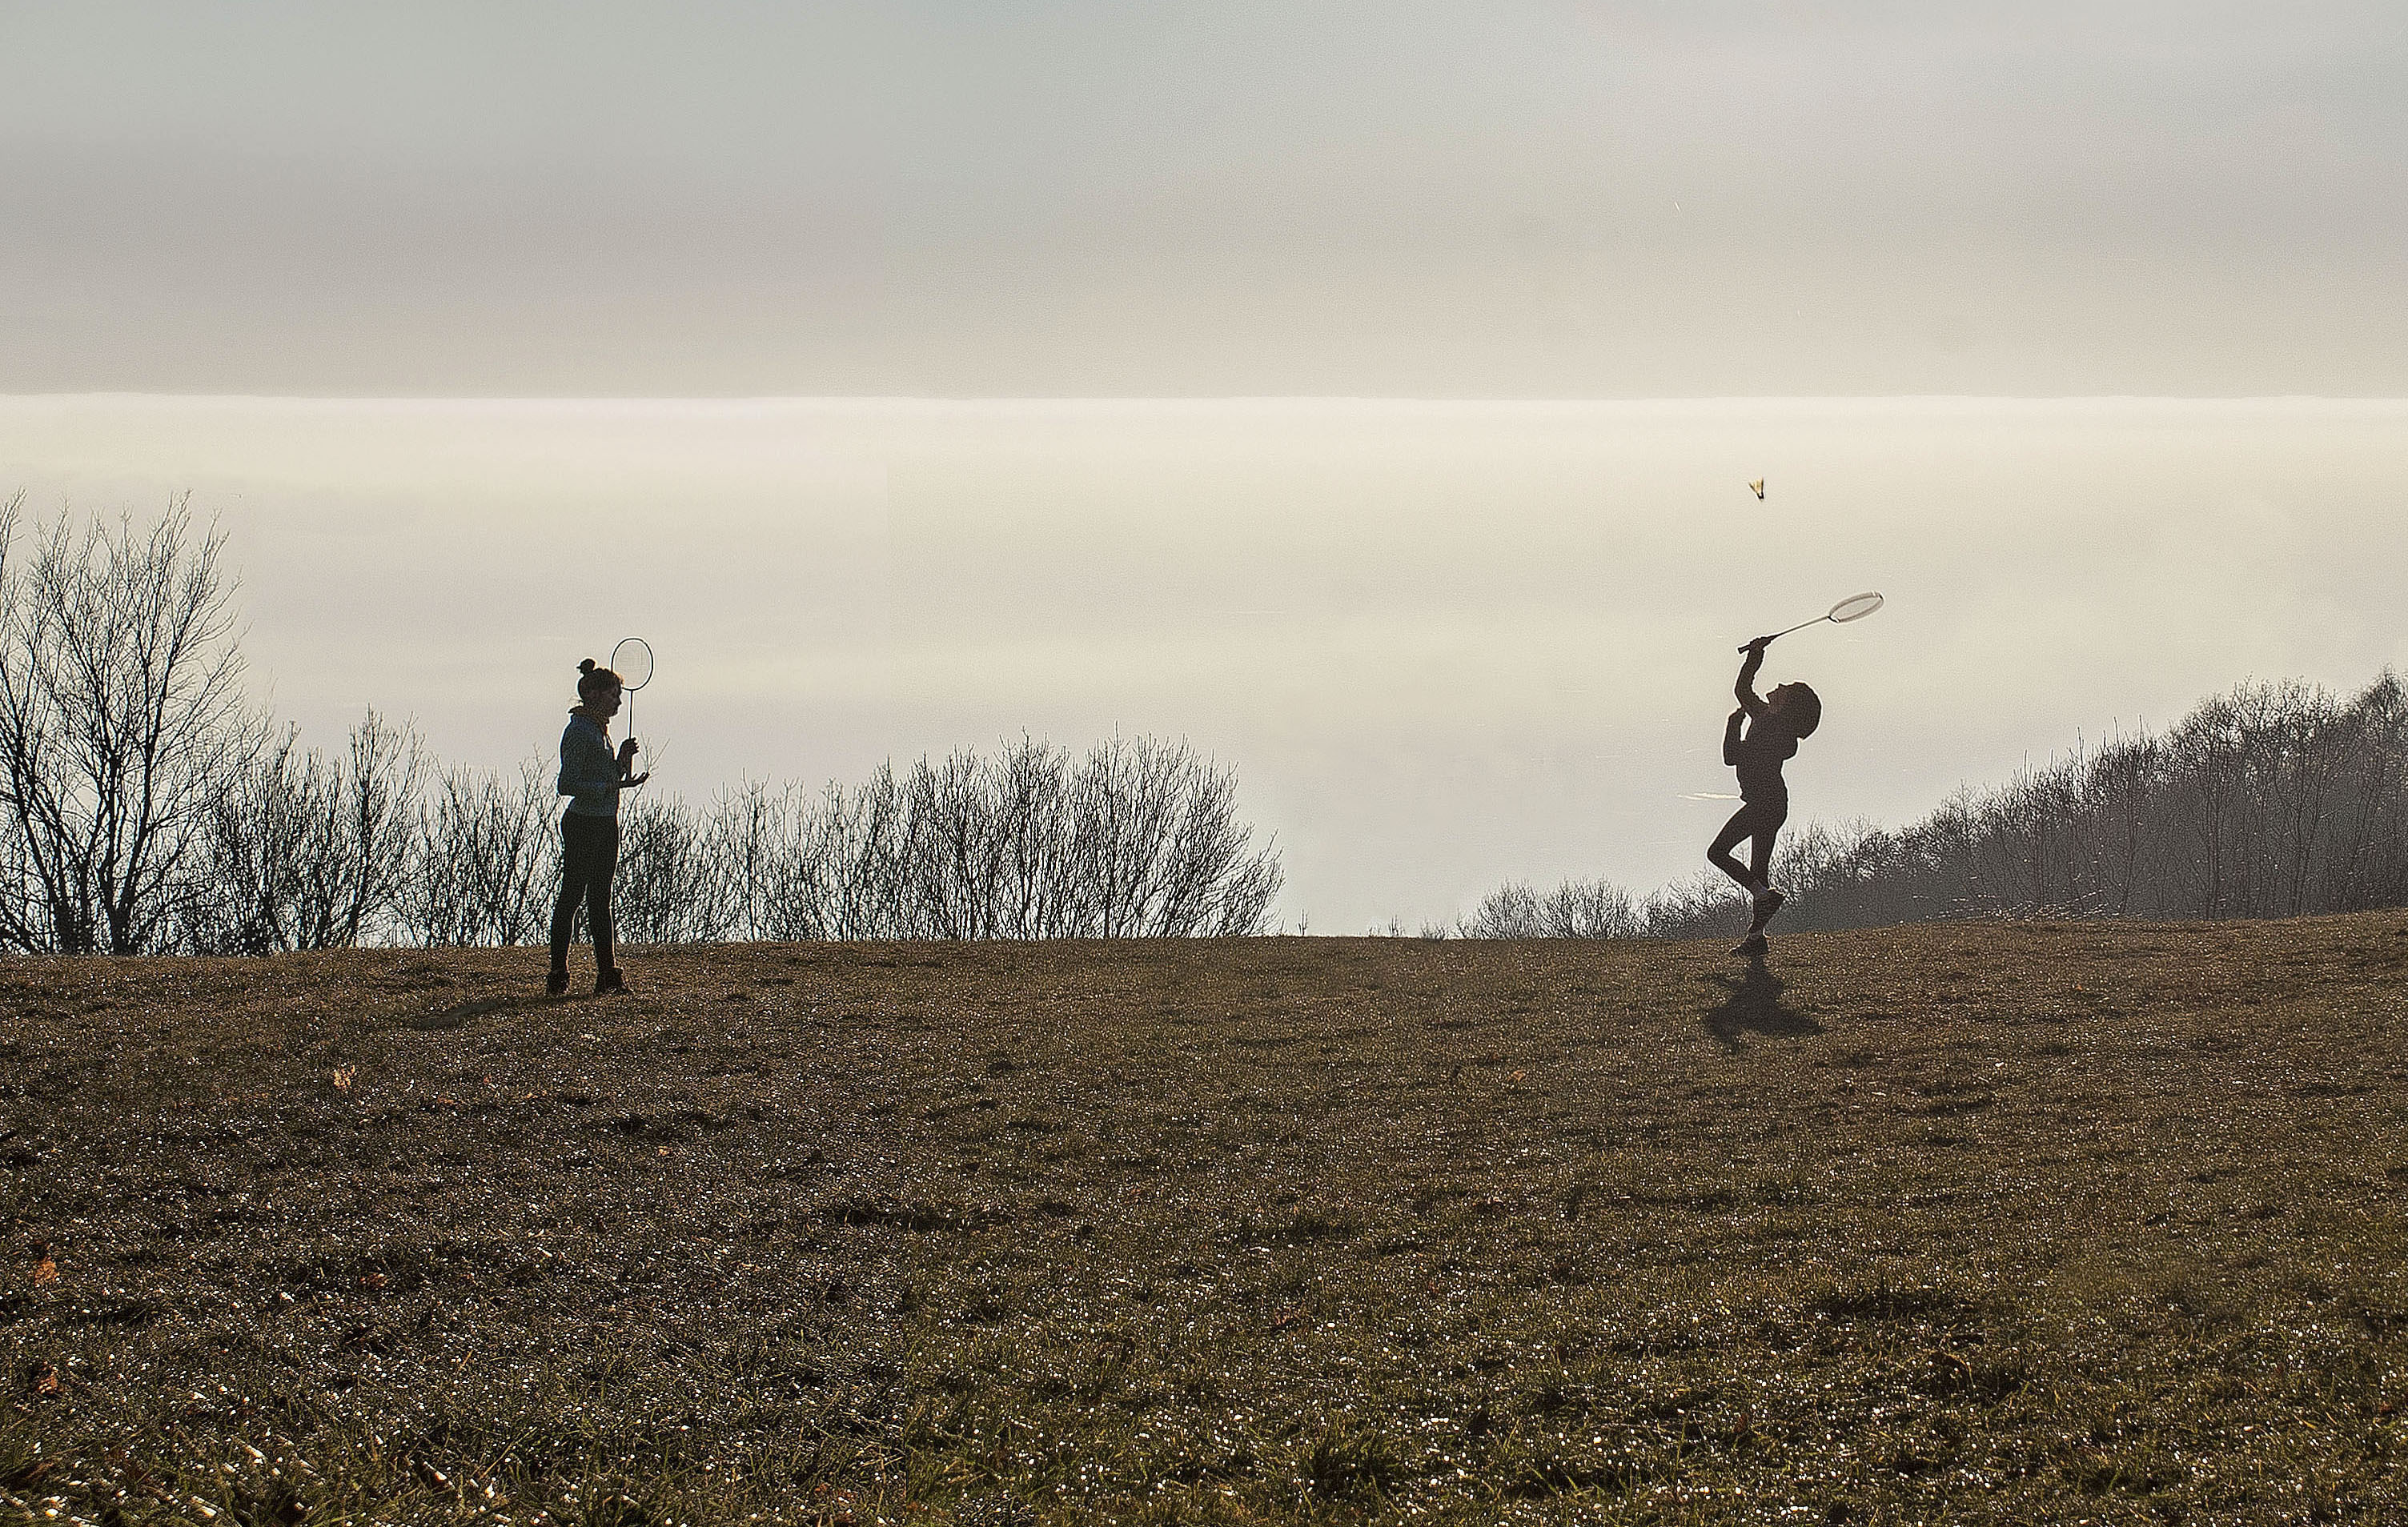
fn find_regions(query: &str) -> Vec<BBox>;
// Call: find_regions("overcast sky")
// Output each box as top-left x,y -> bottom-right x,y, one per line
6,1 -> 2404,395
5,11 -> 2405,924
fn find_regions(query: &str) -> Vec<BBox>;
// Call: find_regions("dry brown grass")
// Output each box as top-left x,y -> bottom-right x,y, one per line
6,916 -> 2408,1524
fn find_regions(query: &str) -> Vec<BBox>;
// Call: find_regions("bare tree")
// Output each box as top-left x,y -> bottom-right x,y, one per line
0,495 -> 255,953
0,500 -> 1282,953
1459,878 -> 1644,939
1463,671 -> 2408,941
400,758 -> 557,947
182,710 -> 424,952
2326,675 -> 2408,912
685,779 -> 787,943
183,726 -> 324,955
613,735 -> 1286,944
612,789 -> 713,946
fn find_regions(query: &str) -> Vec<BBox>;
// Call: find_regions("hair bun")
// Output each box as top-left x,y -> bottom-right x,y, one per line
579,658 -> 596,675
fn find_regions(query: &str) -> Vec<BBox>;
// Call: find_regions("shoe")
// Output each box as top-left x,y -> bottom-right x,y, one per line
1749,886 -> 1786,932
594,968 -> 628,997
545,969 -> 569,997
1732,932 -> 1769,957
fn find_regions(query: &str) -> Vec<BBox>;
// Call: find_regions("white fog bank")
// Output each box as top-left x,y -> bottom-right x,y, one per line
3,395 -> 2402,931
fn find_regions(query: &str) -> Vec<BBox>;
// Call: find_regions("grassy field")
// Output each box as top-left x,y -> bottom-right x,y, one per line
6,916 -> 2408,1525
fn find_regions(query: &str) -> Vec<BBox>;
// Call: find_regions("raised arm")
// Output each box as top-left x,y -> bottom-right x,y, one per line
1734,639 -> 1771,715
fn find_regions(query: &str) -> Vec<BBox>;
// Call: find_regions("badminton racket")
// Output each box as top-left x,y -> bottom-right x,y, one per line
1739,592 -> 1884,651
611,636 -> 653,772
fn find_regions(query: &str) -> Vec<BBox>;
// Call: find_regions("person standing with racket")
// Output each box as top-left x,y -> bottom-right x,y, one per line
1708,635 -> 1822,951
548,657 -> 649,996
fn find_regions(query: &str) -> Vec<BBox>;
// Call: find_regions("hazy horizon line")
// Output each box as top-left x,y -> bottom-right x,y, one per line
8,392 -> 2406,410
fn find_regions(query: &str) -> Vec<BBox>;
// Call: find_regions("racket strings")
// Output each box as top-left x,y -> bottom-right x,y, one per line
611,637 -> 652,762
612,637 -> 655,691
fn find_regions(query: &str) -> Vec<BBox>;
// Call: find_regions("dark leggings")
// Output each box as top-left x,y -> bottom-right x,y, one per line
1708,794 -> 1788,892
549,812 -> 620,975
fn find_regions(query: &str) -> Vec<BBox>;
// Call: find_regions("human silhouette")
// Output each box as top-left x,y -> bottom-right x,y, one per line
1707,636 -> 1820,952
548,657 -> 648,996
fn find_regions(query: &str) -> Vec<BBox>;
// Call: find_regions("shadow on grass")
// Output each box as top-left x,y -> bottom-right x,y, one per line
408,994 -> 560,1032
1702,953 -> 1820,1050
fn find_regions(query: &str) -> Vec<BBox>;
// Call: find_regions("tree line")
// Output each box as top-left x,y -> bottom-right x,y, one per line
0,498 -> 1282,954
20,495 -> 2400,953
1465,671 -> 2408,939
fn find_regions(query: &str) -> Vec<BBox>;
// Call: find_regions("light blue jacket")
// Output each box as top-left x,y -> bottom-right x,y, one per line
558,714 -> 625,819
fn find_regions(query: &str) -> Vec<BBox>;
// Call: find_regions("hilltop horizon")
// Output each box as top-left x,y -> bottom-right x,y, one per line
11,391 -> 2408,405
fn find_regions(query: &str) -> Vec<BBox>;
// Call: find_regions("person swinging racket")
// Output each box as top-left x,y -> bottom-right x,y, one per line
1708,635 -> 1821,952
548,657 -> 649,996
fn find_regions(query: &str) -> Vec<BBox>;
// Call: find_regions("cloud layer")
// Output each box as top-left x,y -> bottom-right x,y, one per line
6,2 -> 2404,394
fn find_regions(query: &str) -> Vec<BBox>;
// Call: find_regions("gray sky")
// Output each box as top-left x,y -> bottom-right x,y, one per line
6,1 -> 2404,395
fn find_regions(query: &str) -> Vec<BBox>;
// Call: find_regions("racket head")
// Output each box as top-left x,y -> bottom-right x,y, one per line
1826,592 -> 1884,624
611,637 -> 655,691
